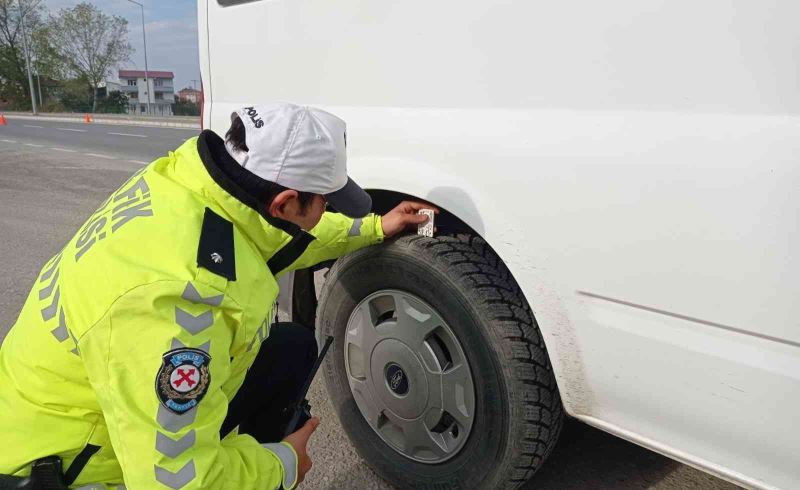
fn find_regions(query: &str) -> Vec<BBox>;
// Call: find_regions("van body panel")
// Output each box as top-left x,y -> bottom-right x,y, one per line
200,1 -> 800,488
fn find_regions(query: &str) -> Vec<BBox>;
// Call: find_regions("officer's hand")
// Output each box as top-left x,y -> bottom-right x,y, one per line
381,201 -> 439,238
283,417 -> 320,486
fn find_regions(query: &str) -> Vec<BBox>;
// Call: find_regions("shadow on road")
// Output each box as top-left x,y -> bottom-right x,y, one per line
523,419 -> 677,489
318,417 -> 739,490
524,418 -> 740,490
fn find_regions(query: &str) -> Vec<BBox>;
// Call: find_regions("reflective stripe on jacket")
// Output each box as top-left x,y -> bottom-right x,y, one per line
0,131 -> 383,489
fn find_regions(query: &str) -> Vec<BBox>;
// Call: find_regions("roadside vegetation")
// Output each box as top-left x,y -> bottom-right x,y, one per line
0,0 -> 199,116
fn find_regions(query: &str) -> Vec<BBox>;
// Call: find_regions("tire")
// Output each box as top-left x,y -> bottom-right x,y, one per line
317,233 -> 564,489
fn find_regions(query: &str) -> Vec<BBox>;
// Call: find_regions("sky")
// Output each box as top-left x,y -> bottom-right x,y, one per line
43,0 -> 200,91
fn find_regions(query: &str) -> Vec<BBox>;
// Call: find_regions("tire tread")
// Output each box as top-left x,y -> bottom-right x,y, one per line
416,233 -> 564,489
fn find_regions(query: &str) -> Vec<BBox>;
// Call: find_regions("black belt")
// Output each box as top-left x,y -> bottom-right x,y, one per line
0,444 -> 100,490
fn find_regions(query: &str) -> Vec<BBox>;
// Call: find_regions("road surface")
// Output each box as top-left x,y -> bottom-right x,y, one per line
0,116 -> 195,163
0,119 -> 741,489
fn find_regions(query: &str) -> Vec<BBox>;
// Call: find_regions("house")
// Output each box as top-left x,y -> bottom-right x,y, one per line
178,87 -> 202,104
118,69 -> 175,116
97,80 -> 122,98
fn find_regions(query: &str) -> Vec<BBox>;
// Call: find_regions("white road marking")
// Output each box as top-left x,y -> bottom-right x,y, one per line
108,132 -> 147,138
25,143 -> 44,147
56,127 -> 88,132
50,147 -> 78,153
128,160 -> 149,165
24,124 -> 43,128
85,153 -> 114,160
1,139 -> 17,143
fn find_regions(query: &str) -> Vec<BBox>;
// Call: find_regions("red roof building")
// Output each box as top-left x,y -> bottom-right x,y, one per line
178,88 -> 202,104
118,70 -> 174,79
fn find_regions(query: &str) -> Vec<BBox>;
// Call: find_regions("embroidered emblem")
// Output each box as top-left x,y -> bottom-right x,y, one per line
210,252 -> 223,264
156,348 -> 211,414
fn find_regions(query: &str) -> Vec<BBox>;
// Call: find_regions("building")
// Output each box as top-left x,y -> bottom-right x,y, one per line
118,69 -> 175,116
177,87 -> 202,104
97,80 -> 122,98
102,80 -> 122,93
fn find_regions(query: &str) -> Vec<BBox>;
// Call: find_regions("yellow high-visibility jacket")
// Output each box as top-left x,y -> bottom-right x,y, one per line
0,131 -> 383,489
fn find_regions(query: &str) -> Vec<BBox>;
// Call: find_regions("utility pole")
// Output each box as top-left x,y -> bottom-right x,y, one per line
32,52 -> 43,105
125,0 -> 151,115
190,79 -> 198,91
18,0 -> 38,114
36,69 -> 43,106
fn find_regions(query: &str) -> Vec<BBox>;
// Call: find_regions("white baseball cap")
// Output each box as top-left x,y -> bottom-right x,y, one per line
232,103 -> 371,218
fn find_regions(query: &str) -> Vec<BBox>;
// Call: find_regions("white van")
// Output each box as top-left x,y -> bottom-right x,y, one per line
199,1 -> 800,488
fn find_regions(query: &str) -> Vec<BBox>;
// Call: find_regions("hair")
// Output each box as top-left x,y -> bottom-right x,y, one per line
226,115 -> 316,214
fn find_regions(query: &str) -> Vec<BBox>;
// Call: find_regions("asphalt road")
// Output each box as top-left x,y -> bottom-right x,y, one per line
0,116 -> 198,163
0,120 -> 741,490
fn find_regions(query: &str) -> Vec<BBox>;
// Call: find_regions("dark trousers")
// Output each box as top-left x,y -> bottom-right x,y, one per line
220,322 -> 318,443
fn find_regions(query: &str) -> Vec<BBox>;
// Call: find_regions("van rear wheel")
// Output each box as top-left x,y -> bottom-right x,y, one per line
317,234 -> 564,489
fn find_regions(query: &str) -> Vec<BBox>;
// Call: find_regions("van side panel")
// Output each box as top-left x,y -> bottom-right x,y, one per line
203,0 -> 799,115
200,2 -> 800,488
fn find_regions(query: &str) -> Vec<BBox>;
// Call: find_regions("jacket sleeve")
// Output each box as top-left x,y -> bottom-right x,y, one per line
286,212 -> 384,272
78,280 -> 298,490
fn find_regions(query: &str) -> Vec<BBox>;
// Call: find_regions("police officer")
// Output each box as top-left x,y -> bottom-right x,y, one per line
0,103 -> 433,489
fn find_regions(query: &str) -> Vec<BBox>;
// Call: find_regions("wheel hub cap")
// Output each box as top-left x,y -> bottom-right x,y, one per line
344,290 -> 476,464
371,339 -> 428,419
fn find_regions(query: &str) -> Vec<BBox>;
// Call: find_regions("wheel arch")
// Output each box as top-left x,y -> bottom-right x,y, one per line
360,182 -> 591,418
367,189 -> 478,236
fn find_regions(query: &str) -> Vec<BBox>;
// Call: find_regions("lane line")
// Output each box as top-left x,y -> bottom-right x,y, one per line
108,132 -> 147,138
1,139 -> 17,143
56,127 -> 88,132
25,143 -> 44,147
24,124 -> 43,128
128,160 -> 149,165
85,153 -> 114,160
50,147 -> 78,153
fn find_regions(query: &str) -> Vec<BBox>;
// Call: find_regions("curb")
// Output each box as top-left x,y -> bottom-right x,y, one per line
0,113 -> 200,129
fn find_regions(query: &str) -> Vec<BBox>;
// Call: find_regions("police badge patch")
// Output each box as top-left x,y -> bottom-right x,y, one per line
156,348 -> 212,414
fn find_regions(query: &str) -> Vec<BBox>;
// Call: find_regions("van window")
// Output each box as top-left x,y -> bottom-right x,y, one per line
216,0 -> 260,5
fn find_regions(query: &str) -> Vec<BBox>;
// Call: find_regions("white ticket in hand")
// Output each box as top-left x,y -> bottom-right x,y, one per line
417,209 -> 435,237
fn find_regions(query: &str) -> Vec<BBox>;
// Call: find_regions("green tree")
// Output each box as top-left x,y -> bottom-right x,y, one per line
0,0 -> 44,109
57,75 -> 91,112
172,99 -> 200,116
29,17 -> 68,81
46,2 -> 132,112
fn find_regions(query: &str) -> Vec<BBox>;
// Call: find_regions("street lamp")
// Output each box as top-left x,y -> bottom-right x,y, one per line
125,0 -> 151,116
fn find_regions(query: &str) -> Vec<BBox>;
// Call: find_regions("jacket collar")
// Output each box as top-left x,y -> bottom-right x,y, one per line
169,131 -> 307,265
196,129 -> 302,235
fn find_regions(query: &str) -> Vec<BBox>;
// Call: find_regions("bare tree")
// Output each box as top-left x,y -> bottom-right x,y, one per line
47,2 -> 132,112
0,0 -> 43,108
